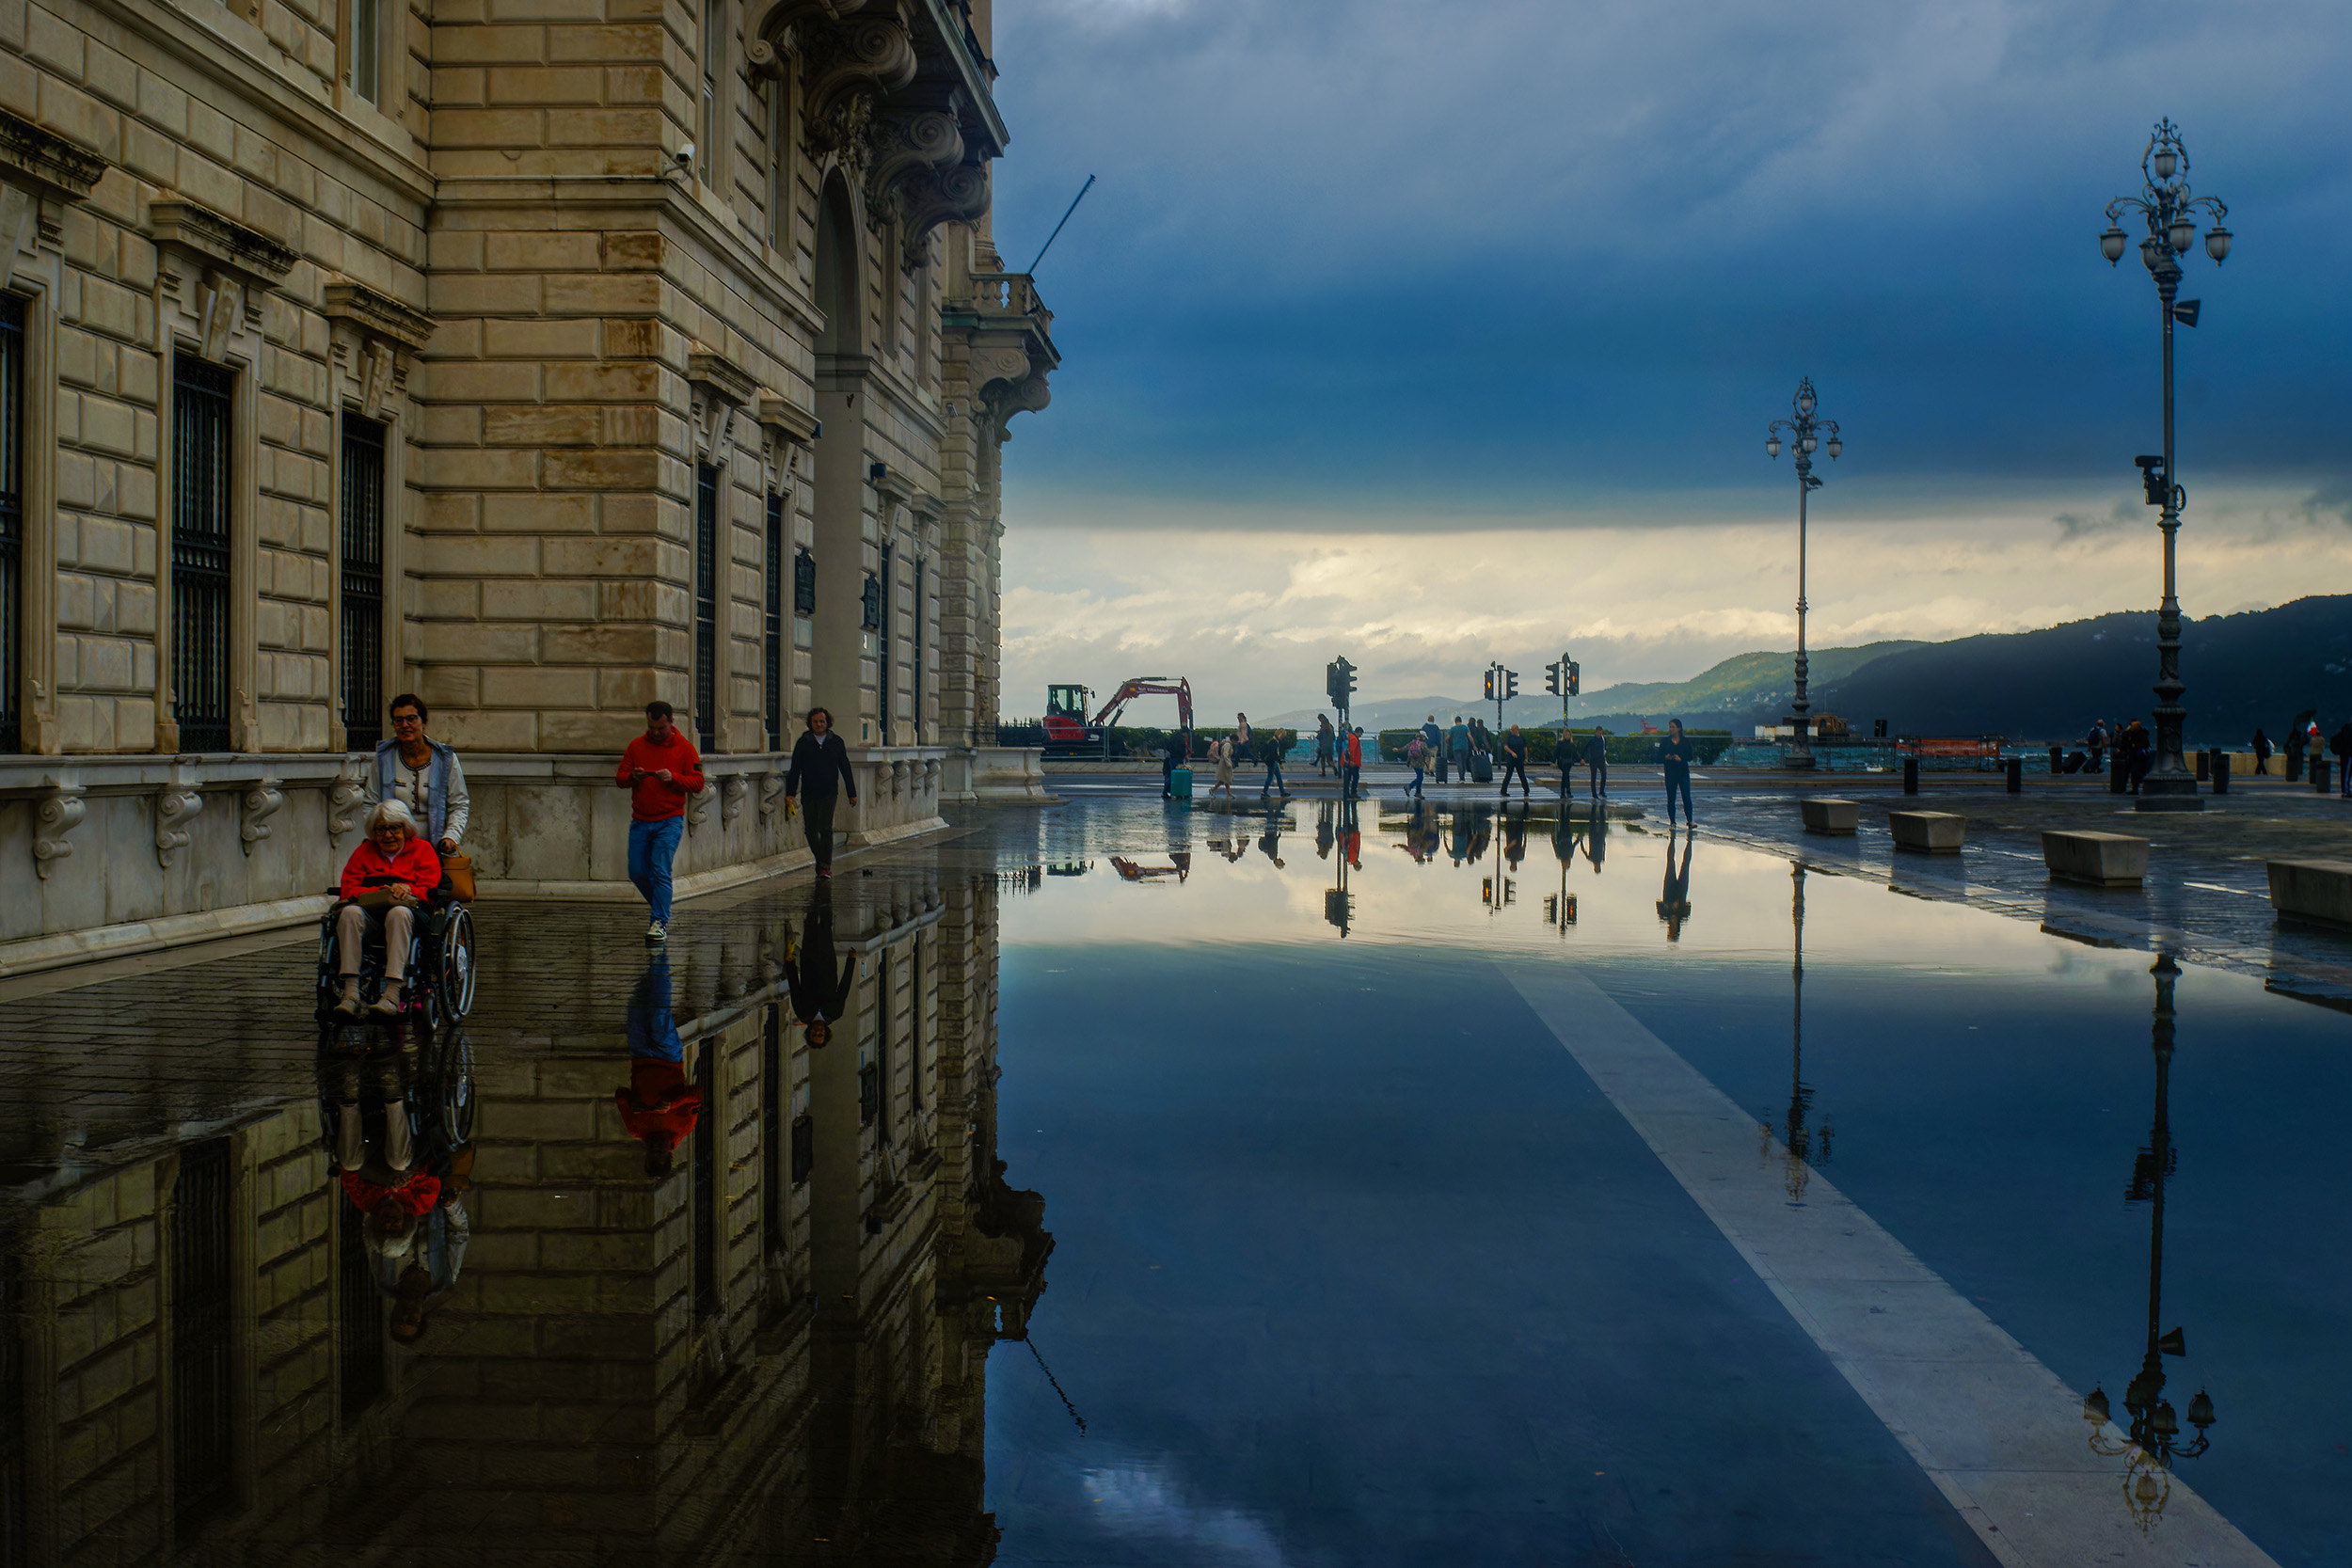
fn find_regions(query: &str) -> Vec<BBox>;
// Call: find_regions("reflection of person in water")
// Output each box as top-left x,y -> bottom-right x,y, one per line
1502,810 -> 1526,870
1315,802 -> 1335,862
1553,814 -> 1580,867
1465,808 -> 1491,864
1582,816 -> 1608,872
1342,802 -> 1362,869
1657,829 -> 1694,940
1257,803 -> 1285,868
616,950 -> 702,1178
785,887 -> 857,1047
326,1044 -> 472,1343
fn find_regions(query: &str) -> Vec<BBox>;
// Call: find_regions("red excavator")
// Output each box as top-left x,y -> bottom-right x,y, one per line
1041,677 -> 1193,759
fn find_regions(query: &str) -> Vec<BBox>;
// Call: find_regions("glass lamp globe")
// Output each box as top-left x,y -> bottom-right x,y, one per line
2153,147 -> 2178,180
1825,435 -> 1842,459
2101,226 -> 2128,263
1797,388 -> 1816,416
1766,436 -> 1781,459
1802,434 -> 1818,454
2203,226 -> 2231,263
2168,216 -> 2197,253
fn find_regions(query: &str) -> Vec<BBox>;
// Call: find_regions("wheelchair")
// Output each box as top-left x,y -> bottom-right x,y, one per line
314,1025 -> 478,1157
313,881 -> 478,1029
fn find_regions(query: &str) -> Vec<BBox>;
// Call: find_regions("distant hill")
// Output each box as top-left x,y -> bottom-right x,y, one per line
1262,641 -> 1921,733
1804,595 -> 2352,743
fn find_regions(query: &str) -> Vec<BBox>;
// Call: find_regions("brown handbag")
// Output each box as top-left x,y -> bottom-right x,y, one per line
441,853 -> 477,903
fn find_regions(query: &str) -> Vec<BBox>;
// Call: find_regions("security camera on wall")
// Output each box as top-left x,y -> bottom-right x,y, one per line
675,142 -> 694,167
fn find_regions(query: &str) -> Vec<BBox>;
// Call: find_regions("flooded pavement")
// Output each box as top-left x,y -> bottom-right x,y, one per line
3,798 -> 2347,1565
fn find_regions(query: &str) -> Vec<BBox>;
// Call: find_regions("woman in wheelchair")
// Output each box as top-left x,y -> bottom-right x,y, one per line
333,800 -> 442,1018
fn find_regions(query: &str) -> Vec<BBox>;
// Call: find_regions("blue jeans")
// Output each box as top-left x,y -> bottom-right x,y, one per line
1408,763 -> 1424,796
628,816 -> 685,923
1261,756 -> 1285,795
1665,768 -> 1693,824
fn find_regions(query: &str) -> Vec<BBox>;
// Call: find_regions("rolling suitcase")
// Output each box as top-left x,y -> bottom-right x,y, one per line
1470,751 -> 1493,784
1170,766 -> 1193,799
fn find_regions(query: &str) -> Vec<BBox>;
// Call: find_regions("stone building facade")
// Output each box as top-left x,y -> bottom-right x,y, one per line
0,0 -> 1054,974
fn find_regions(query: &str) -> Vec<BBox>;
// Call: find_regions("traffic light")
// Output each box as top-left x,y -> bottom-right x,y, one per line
1483,667 -> 1496,701
1567,660 -> 1581,696
1327,657 -> 1358,704
1503,668 -> 1519,700
1545,660 -> 1562,695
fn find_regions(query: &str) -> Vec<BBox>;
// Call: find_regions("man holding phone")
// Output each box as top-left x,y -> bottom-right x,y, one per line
615,701 -> 706,942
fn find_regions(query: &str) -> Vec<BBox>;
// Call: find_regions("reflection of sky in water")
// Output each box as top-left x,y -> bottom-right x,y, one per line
985,802 -> 2352,1566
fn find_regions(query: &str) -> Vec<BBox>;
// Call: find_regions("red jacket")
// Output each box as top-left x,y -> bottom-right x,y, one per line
340,835 -> 442,901
341,1171 -> 441,1220
615,1061 -> 703,1152
1344,732 -> 1363,767
617,732 -> 707,821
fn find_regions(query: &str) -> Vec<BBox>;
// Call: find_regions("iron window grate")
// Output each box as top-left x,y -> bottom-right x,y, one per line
0,295 -> 22,754
340,415 -> 387,751
694,464 -> 719,752
172,356 -> 236,752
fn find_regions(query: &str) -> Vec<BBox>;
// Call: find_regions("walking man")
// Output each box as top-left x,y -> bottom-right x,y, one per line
1584,725 -> 1609,800
1258,727 -> 1291,800
2332,721 -> 2352,799
785,706 -> 859,878
1660,718 -> 1696,827
1448,716 -> 1470,783
1499,723 -> 1530,799
1343,725 -> 1364,800
1424,714 -> 1448,784
616,701 -> 706,942
2252,727 -> 2272,775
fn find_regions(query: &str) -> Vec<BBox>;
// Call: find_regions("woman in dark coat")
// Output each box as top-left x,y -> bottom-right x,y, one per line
784,706 -> 860,879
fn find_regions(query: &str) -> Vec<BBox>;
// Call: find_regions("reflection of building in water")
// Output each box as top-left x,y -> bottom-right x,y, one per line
2,874 -> 1046,1565
2082,954 -> 2217,1529
1761,863 -> 1832,1204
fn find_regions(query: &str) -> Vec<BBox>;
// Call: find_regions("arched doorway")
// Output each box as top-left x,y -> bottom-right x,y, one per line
811,175 -> 872,739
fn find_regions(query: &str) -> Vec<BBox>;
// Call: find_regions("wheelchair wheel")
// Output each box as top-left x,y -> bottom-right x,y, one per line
313,917 -> 340,1022
437,906 -> 477,1021
437,1031 -> 476,1144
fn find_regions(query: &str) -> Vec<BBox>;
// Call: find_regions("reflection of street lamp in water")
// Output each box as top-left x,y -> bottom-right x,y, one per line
1761,863 -> 1833,1204
2082,954 -> 2216,1530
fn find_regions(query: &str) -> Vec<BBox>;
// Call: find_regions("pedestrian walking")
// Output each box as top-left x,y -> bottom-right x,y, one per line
2285,720 -> 2306,782
1212,736 -> 1236,801
1448,716 -> 1470,782
1584,725 -> 1610,800
615,701 -> 706,942
2252,726 -> 2272,775
1315,715 -> 1336,778
2085,720 -> 2107,775
1232,712 -> 1252,760
1660,717 -> 1696,826
1258,728 -> 1291,799
2120,719 -> 2151,793
784,705 -> 859,879
1499,723 -> 1530,798
1405,735 -> 1427,799
1422,715 -> 1445,784
1343,725 -> 1364,800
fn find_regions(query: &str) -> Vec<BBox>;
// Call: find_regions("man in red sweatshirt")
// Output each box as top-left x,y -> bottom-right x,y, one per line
615,700 -> 706,942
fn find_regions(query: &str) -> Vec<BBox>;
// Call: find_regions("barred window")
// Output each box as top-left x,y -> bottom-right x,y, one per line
0,294 -> 23,754
764,492 -> 785,749
170,1138 -> 235,1537
694,463 -> 720,752
171,356 -> 236,752
877,541 -> 894,737
340,414 -> 386,751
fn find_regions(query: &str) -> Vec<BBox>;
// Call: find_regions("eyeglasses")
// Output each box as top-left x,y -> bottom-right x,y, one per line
391,713 -> 423,726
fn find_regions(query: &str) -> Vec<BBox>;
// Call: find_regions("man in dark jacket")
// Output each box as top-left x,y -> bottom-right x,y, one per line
784,706 -> 859,879
2332,722 -> 2352,799
1584,727 -> 1610,800
785,885 -> 857,1046
1498,724 -> 1530,799
1258,729 -> 1291,800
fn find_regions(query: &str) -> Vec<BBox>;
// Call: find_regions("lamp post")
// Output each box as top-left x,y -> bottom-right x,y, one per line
1761,863 -> 1832,1203
2101,119 -> 2230,813
1765,379 -> 1842,771
2082,954 -> 2217,1529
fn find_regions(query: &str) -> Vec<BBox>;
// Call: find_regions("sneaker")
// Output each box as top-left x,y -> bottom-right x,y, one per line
646,919 -> 667,942
817,868 -> 831,879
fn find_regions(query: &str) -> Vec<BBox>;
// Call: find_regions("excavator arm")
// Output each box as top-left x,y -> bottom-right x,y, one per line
1090,677 -> 1193,734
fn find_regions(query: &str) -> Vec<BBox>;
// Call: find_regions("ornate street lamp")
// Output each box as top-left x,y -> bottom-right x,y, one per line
2082,954 -> 2217,1529
1765,379 -> 1842,770
2100,119 -> 2231,812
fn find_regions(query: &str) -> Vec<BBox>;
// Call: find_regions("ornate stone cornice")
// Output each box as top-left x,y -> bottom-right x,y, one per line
688,343 -> 760,406
0,108 -> 105,200
758,388 -> 821,445
688,343 -> 759,460
323,277 -> 437,352
150,198 -> 297,291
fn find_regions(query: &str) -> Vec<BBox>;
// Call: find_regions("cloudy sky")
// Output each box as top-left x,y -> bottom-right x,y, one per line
982,0 -> 2352,717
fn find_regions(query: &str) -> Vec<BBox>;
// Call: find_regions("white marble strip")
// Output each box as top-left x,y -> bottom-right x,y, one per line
1504,968 -> 2279,1568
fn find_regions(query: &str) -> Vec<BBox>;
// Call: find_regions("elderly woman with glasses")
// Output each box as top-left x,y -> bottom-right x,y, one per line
377,692 -> 469,857
333,799 -> 443,1018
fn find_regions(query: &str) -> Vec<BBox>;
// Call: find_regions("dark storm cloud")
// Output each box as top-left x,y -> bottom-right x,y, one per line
988,0 -> 2352,526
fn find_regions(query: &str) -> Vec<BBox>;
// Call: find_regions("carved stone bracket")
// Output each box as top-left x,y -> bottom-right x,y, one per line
722,773 -> 750,826
758,388 -> 820,447
32,783 -> 86,879
685,783 -> 711,835
688,343 -> 758,464
922,758 -> 942,795
327,758 -> 370,842
325,278 -> 437,420
155,786 -> 202,869
241,778 -> 284,854
889,759 -> 909,798
758,770 -> 787,821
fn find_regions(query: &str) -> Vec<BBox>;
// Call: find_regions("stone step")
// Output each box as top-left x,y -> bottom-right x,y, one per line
2265,859 -> 2352,927
2041,830 -> 2149,887
1888,810 -> 1967,853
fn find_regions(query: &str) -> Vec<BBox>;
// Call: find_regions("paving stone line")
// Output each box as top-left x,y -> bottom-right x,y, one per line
1504,966 -> 2280,1568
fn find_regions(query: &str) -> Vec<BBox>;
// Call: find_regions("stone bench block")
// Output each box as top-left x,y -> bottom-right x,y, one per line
1888,811 -> 1966,853
1801,798 -> 1858,835
2266,859 -> 2352,927
2042,830 -> 2149,887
